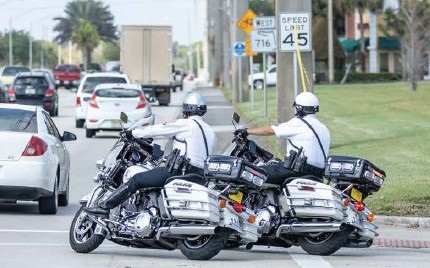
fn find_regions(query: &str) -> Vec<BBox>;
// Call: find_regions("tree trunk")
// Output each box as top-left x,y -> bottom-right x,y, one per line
359,7 -> 366,73
86,47 -> 92,68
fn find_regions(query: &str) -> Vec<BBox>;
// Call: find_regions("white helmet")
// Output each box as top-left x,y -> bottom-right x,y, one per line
294,92 -> 319,117
182,92 -> 207,118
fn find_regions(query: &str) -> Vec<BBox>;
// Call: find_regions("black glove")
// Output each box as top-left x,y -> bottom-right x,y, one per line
120,130 -> 133,141
234,128 -> 248,138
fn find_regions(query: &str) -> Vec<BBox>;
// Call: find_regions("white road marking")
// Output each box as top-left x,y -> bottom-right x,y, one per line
290,253 -> 334,268
0,229 -> 68,233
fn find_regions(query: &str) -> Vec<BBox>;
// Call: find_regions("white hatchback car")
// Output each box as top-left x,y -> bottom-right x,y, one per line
85,83 -> 155,138
0,104 -> 76,214
248,65 -> 277,89
75,72 -> 131,128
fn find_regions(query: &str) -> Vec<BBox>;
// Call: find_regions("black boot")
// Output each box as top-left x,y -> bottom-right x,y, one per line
84,184 -> 132,218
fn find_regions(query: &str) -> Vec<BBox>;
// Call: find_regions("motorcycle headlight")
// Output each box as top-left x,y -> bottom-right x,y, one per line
219,163 -> 231,172
329,162 -> 355,172
207,162 -> 219,172
241,170 -> 253,182
252,176 -> 265,187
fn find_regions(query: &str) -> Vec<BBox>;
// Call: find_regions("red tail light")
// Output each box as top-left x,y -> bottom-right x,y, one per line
232,203 -> 244,213
136,94 -> 147,109
22,136 -> 48,156
89,94 -> 99,109
354,201 -> 365,211
8,87 -> 15,96
76,97 -> 81,107
45,88 -> 55,97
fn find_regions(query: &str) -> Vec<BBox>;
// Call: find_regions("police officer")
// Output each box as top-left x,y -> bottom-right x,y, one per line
236,92 -> 330,184
84,92 -> 217,217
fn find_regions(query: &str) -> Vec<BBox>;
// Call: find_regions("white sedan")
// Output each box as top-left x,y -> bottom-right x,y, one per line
0,104 -> 76,214
85,83 -> 155,138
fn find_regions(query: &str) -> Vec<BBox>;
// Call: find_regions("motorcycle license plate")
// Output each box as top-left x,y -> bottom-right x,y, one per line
229,191 -> 243,203
351,188 -> 363,202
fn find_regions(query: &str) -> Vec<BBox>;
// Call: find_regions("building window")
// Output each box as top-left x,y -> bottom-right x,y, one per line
380,52 -> 389,72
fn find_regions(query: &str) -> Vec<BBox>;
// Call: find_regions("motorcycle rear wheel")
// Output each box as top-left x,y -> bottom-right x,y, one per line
178,228 -> 231,260
299,227 -> 352,256
69,206 -> 105,253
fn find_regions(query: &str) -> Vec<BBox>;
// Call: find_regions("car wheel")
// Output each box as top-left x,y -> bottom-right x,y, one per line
54,103 -> 59,117
254,79 -> 264,90
86,128 -> 96,138
76,119 -> 84,128
39,176 -> 58,214
58,175 -> 69,207
48,107 -> 55,117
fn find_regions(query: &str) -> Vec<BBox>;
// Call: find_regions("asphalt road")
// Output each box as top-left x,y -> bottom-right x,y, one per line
0,86 -> 429,268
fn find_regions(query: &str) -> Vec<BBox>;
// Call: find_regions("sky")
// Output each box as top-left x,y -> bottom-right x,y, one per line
0,0 -> 205,45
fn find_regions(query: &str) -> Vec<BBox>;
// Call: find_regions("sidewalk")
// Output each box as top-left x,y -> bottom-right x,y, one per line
195,85 -> 430,249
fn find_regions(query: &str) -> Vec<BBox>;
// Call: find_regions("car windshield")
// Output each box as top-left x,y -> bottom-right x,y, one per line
14,77 -> 48,87
2,67 -> 31,76
82,77 -> 128,93
0,108 -> 37,133
96,88 -> 141,98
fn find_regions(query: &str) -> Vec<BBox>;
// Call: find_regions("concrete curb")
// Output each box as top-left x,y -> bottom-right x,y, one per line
375,215 -> 430,229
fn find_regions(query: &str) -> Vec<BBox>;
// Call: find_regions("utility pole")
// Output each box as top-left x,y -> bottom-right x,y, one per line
231,0 -> 249,103
328,0 -> 334,82
276,0 -> 313,156
222,0 -> 231,89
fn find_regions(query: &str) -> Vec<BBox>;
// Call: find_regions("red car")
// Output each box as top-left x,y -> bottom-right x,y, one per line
53,64 -> 81,89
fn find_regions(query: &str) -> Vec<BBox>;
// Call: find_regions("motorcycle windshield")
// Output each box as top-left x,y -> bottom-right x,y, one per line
104,139 -> 125,168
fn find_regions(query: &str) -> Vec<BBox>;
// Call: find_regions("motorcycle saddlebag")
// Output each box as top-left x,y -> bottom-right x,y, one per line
279,178 -> 345,220
324,155 -> 386,193
163,179 -> 220,222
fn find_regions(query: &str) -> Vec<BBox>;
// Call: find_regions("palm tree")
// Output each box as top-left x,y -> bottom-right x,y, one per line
53,0 -> 117,68
71,19 -> 100,71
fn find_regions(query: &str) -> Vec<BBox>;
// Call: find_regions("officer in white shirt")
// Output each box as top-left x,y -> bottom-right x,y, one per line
235,92 -> 330,184
85,92 -> 216,218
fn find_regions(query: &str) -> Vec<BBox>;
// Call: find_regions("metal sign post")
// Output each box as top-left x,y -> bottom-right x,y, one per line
251,16 -> 276,118
233,42 -> 246,102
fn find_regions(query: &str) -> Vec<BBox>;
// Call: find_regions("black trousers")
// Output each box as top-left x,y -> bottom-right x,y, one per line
126,166 -> 203,193
260,161 -> 322,185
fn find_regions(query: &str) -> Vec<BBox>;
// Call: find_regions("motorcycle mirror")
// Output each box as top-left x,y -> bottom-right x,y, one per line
120,112 -> 128,124
233,112 -> 240,124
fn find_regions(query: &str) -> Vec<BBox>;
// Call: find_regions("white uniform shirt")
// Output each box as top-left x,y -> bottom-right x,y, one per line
132,115 -> 217,169
271,114 -> 330,168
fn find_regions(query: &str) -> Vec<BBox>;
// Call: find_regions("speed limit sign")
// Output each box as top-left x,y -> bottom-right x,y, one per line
279,13 -> 312,52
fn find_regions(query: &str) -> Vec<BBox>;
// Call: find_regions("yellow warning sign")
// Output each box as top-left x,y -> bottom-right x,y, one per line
237,9 -> 257,35
245,38 -> 257,56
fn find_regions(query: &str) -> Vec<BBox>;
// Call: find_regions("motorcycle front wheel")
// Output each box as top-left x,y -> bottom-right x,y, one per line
178,228 -> 231,260
298,227 -> 352,256
69,206 -> 105,253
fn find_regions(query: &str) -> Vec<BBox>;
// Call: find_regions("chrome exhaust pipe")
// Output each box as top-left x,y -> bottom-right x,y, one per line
276,222 -> 347,237
344,240 -> 373,248
156,225 -> 220,239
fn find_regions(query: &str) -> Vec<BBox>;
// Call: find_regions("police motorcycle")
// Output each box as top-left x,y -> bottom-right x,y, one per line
219,113 -> 386,255
69,112 -> 264,260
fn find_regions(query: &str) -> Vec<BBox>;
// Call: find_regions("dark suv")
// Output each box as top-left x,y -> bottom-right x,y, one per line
9,72 -> 59,116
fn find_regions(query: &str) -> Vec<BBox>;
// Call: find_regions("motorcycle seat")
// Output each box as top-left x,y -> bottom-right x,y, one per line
281,175 -> 323,187
165,173 -> 208,186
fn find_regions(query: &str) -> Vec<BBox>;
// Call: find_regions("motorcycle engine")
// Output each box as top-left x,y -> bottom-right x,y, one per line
133,207 -> 160,238
256,205 -> 277,234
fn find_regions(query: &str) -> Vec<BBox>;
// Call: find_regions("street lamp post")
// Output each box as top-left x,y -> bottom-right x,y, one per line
9,18 -> 13,66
